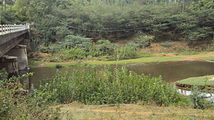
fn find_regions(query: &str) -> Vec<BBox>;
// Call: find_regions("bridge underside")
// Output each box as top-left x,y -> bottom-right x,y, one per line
0,30 -> 29,57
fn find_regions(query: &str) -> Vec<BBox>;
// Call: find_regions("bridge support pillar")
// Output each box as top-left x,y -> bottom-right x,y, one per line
6,45 -> 28,72
0,56 -> 19,77
6,45 -> 29,89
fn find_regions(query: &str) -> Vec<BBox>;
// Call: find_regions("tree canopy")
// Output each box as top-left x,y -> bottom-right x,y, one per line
1,0 -> 213,44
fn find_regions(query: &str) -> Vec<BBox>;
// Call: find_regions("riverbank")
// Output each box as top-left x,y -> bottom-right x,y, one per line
31,51 -> 214,68
176,75 -> 214,90
59,103 -> 214,120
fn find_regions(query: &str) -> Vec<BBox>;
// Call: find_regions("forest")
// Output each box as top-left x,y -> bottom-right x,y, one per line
1,0 -> 213,43
2,0 -> 213,62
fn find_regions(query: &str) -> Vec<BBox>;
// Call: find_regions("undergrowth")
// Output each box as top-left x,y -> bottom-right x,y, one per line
38,67 -> 188,106
0,70 -> 60,120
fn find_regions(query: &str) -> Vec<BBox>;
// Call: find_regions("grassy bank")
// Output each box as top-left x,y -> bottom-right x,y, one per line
176,75 -> 214,87
31,51 -> 214,68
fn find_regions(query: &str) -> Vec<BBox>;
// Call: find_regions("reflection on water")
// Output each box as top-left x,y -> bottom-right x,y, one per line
30,61 -> 214,88
127,61 -> 214,83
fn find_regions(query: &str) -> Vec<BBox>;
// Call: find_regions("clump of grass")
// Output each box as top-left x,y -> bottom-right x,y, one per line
110,44 -> 139,60
39,67 -> 187,106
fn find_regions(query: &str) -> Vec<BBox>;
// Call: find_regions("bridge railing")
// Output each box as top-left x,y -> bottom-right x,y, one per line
0,24 -> 30,35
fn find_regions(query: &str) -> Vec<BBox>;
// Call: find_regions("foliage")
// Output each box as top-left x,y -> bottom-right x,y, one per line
135,34 -> 154,48
96,40 -> 115,56
191,0 -> 214,10
0,70 -> 60,120
46,36 -> 140,61
111,44 -> 139,60
61,35 -> 92,50
1,10 -> 20,24
1,0 -> 213,45
38,67 -> 186,106
190,86 -> 214,109
58,48 -> 87,60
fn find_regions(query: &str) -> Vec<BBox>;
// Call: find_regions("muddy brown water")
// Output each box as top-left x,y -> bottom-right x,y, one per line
30,61 -> 214,88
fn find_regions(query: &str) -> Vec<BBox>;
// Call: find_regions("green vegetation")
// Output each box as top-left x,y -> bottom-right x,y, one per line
1,0 -> 214,118
176,75 -> 214,86
190,86 -> 214,109
32,51 -> 214,68
176,75 -> 214,109
38,36 -> 141,61
2,0 -> 214,44
0,70 -> 60,120
34,55 -> 181,68
38,67 -> 188,106
2,0 -> 213,63
1,67 -> 214,119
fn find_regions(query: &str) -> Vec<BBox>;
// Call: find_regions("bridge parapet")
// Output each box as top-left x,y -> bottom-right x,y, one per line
0,24 -> 30,35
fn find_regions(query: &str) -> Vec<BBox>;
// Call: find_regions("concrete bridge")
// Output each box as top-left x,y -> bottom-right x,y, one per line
0,24 -> 30,77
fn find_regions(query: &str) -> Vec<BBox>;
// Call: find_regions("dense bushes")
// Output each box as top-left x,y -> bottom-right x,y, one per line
61,35 -> 92,50
0,70 -> 60,120
38,67 -> 186,106
40,35 -> 142,61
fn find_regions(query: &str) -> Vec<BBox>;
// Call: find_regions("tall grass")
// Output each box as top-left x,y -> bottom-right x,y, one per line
112,46 -> 138,60
39,67 -> 187,106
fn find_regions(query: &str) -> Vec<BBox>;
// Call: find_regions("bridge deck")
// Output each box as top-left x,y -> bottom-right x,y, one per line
0,24 -> 30,57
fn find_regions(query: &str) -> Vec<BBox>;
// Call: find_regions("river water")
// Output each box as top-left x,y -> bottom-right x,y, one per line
30,61 -> 214,88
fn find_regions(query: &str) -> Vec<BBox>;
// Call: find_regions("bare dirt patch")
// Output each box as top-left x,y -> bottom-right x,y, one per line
155,53 -> 179,56
144,41 -> 189,53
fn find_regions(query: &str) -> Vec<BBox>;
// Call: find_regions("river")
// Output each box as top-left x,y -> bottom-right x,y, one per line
29,61 -> 214,88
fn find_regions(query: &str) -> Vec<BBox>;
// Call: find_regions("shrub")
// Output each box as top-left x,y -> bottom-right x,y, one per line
58,48 -> 87,60
190,86 -> 214,109
56,64 -> 63,69
96,40 -> 115,56
111,44 -> 139,60
135,34 -> 154,48
38,67 -> 186,106
0,71 -> 60,120
87,44 -> 103,57
61,35 -> 92,51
